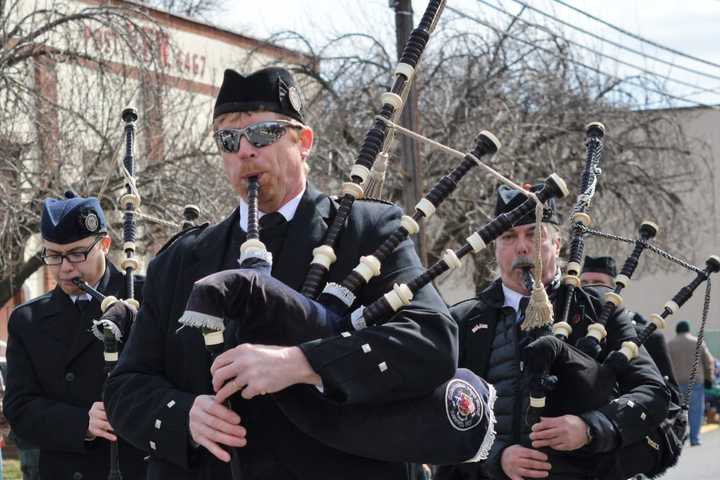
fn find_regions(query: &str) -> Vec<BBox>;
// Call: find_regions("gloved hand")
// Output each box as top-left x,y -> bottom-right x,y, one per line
92,300 -> 138,342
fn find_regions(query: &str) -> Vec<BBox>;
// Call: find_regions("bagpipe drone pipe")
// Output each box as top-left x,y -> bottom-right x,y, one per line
71,108 -> 143,480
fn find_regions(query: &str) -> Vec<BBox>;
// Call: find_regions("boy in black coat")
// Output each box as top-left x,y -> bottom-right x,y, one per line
4,193 -> 146,480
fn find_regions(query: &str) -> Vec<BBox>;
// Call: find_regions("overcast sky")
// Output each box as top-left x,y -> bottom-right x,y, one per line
209,0 -> 720,107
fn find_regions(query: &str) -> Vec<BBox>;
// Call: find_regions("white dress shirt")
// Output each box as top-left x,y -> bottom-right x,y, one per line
238,186 -> 305,232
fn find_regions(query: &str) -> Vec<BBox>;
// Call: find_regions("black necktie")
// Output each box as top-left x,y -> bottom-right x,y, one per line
259,212 -> 287,231
259,213 -> 289,258
518,296 -> 530,324
76,299 -> 92,314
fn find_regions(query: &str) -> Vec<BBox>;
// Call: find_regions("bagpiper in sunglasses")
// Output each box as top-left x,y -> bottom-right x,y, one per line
214,120 -> 303,153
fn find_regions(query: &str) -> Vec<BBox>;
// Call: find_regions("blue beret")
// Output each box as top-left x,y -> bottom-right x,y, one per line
214,67 -> 304,123
41,191 -> 107,244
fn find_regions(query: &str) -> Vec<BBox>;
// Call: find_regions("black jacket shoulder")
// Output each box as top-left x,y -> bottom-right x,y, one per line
12,290 -> 53,312
450,297 -> 484,325
351,197 -> 403,222
155,222 -> 210,257
450,280 -> 503,324
357,197 -> 395,206
146,222 -> 218,281
8,291 -> 54,327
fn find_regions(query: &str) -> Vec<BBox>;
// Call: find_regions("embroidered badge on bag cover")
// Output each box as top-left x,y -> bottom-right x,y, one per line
445,378 -> 483,431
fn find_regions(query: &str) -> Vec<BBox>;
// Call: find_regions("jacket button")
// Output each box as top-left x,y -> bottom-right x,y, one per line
65,372 -> 75,382
73,472 -> 83,480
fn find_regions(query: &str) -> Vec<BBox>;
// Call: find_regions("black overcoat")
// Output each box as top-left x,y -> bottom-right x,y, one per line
104,186 -> 457,480
4,262 -> 147,480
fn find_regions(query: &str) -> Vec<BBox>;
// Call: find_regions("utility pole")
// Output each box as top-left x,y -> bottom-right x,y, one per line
391,0 -> 427,265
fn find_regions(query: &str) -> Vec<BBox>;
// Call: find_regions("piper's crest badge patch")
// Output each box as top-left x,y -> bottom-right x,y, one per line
84,212 -> 99,232
446,378 -> 483,431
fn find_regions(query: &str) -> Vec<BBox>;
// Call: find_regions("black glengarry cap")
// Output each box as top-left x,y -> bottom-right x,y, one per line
582,255 -> 617,278
494,182 -> 560,226
213,67 -> 304,123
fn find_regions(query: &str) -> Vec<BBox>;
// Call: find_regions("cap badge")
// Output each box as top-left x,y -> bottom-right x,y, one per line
84,212 -> 99,232
288,85 -> 303,114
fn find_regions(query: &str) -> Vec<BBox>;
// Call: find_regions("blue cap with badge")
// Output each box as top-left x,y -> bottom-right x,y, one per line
41,191 -> 107,244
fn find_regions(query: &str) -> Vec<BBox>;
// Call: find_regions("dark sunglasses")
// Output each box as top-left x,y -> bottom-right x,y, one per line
214,120 -> 302,153
41,236 -> 104,266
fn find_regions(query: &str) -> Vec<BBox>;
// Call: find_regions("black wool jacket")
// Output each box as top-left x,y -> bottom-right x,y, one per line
104,185 -> 457,480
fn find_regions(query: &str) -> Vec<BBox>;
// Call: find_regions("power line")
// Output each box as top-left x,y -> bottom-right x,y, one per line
444,5 -> 719,110
658,83 -> 720,104
503,0 -> 720,82
549,0 -> 720,70
474,0 -> 720,94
